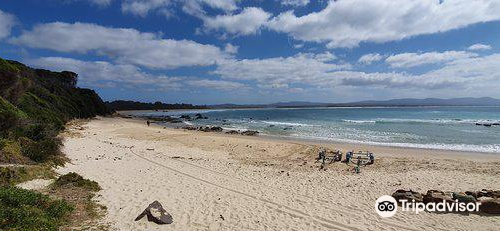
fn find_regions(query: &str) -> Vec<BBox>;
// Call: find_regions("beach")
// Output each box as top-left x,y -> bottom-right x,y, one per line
57,116 -> 500,230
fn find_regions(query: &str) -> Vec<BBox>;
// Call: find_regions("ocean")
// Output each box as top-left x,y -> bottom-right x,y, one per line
128,106 -> 500,153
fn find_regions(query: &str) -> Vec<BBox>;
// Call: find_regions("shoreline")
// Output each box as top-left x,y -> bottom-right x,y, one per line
124,116 -> 500,161
57,116 -> 500,230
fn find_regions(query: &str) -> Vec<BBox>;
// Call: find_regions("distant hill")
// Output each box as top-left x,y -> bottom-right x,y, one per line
106,100 -> 208,111
209,97 -> 500,108
335,97 -> 500,107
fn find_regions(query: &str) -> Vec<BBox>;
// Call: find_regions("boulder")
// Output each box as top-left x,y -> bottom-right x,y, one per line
452,192 -> 476,203
423,190 -> 453,204
392,190 -> 423,203
226,130 -> 240,134
135,201 -> 173,224
477,189 -> 500,198
199,126 -> 211,132
182,126 -> 197,131
210,126 -> 223,132
479,198 -> 500,214
241,130 -> 259,136
180,115 -> 191,120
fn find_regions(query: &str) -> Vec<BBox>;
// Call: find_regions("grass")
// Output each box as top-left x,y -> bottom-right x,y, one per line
0,186 -> 74,231
52,172 -> 101,191
50,173 -> 108,230
0,165 -> 56,187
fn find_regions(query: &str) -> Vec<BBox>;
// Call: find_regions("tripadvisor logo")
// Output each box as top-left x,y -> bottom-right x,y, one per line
375,195 -> 398,217
375,195 -> 482,217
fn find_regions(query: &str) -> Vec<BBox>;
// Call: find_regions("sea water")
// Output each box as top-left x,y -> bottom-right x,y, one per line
129,106 -> 500,153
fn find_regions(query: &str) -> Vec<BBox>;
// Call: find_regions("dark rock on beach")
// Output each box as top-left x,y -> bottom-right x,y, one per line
226,130 -> 240,134
479,198 -> 500,214
182,126 -> 197,131
180,115 -> 191,120
241,130 -> 259,136
135,201 -> 173,225
392,189 -> 423,203
198,126 -> 223,132
423,190 -> 454,204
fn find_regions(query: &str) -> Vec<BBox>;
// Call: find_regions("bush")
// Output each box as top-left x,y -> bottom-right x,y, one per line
20,137 -> 63,163
0,186 -> 74,231
0,140 -> 29,164
53,173 -> 101,191
0,97 -> 27,134
0,166 -> 55,186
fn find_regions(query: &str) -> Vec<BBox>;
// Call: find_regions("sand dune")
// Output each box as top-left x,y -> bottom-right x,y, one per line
57,117 -> 500,230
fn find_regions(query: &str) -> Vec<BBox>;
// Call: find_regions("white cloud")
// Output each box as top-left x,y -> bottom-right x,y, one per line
121,0 -> 238,17
202,7 -> 271,36
0,9 -> 16,39
29,57 -> 181,88
29,56 -> 249,92
224,43 -> 239,54
385,51 -> 477,68
214,52 -> 350,88
186,79 -> 247,90
468,43 -> 492,51
280,0 -> 310,7
121,0 -> 174,17
342,53 -> 500,92
90,0 -> 113,6
11,22 -> 229,69
358,53 -> 383,64
268,0 -> 500,48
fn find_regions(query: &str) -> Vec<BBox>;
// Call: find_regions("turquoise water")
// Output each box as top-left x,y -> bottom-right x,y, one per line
130,107 -> 500,153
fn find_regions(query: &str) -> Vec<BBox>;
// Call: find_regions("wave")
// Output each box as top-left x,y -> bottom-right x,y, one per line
342,119 -> 376,124
346,118 -> 500,125
261,121 -> 315,127
288,133 -> 500,153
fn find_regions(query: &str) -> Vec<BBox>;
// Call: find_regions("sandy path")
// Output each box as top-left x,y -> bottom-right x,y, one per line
57,117 -> 500,230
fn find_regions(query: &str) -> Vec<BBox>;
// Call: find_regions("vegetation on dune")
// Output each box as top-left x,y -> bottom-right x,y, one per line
0,186 -> 74,231
0,166 -> 56,187
53,172 -> 101,192
0,57 -> 112,165
0,57 -> 111,230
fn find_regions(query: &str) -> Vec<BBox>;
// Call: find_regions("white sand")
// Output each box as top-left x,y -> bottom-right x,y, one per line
57,117 -> 500,231
17,179 -> 53,191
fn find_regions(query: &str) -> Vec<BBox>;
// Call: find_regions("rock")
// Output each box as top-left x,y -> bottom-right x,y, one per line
392,189 -> 423,203
465,191 -> 478,199
241,130 -> 259,136
180,115 -> 191,120
182,126 -> 197,131
479,198 -> 500,214
226,130 -> 240,134
135,201 -> 173,224
423,190 -> 453,204
477,189 -> 500,198
210,126 -> 223,132
452,192 -> 476,203
198,126 -> 222,132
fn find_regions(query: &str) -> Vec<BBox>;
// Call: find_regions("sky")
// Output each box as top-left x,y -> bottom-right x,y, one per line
1,0 -> 500,104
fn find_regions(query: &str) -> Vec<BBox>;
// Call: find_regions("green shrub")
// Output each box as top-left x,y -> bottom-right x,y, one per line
20,137 -> 62,163
0,186 -> 74,231
53,172 -> 101,191
0,140 -> 29,164
0,97 -> 27,134
0,166 -> 55,186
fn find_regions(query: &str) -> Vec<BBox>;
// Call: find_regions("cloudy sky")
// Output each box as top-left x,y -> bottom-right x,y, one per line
1,0 -> 500,104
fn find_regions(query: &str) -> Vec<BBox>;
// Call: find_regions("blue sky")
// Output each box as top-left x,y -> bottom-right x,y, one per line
1,0 -> 500,104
